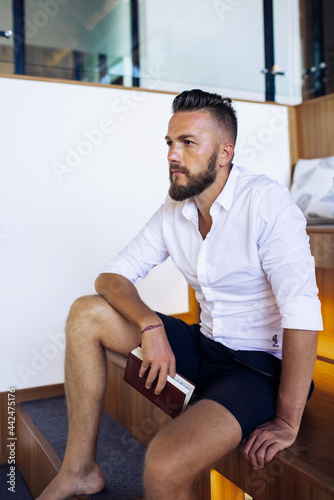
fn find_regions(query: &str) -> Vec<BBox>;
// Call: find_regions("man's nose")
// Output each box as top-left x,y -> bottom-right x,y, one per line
167,144 -> 182,163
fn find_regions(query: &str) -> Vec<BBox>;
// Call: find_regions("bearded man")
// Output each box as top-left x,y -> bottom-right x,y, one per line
38,89 -> 322,500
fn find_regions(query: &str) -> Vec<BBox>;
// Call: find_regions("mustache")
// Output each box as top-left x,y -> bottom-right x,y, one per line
169,163 -> 189,175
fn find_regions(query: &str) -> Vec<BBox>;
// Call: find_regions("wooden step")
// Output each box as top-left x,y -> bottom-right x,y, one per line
16,402 -> 87,500
16,395 -> 147,499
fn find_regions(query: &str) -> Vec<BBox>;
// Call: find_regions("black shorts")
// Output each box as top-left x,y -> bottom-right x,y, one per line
156,313 -> 288,439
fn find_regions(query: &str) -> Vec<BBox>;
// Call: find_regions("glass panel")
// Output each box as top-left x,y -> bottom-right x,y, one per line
138,0 -> 265,101
24,0 -> 132,83
273,0 -> 302,104
0,0 -> 132,84
1,0 -> 314,104
0,1 -> 14,74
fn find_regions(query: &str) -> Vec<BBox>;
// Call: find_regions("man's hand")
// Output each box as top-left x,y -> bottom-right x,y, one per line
139,326 -> 176,395
95,273 -> 176,394
241,417 -> 298,469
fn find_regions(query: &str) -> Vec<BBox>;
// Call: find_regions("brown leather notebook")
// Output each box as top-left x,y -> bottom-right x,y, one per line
123,346 -> 195,418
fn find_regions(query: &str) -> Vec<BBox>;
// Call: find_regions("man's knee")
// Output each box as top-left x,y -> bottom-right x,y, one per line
143,445 -> 173,497
143,435 -> 194,496
66,294 -> 111,335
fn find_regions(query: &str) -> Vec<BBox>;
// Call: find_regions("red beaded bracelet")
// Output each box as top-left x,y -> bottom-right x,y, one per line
141,323 -> 165,334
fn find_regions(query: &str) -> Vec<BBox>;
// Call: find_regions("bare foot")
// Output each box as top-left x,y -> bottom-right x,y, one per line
36,462 -> 106,500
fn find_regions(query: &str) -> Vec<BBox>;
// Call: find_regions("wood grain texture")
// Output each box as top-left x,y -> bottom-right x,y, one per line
210,470 -> 244,500
288,105 -> 300,182
0,72 -> 177,96
315,268 -> 334,362
16,404 -> 62,499
308,230 -> 334,270
295,94 -> 334,160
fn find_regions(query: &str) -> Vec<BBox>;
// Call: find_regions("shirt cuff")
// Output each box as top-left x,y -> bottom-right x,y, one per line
99,260 -> 137,284
280,299 -> 323,331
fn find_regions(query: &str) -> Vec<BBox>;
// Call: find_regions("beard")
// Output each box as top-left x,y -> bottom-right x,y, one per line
168,150 -> 218,201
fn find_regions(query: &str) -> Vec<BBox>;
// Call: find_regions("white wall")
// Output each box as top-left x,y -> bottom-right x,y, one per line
0,77 -> 290,391
0,77 -> 187,392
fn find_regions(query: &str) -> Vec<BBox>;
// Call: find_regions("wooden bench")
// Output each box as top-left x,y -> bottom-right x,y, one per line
103,351 -> 334,500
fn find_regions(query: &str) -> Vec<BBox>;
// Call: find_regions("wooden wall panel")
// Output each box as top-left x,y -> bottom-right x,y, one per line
315,268 -> 334,362
296,94 -> 334,160
288,105 -> 300,182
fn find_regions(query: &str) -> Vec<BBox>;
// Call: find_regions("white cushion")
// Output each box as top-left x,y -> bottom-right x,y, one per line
290,156 -> 334,224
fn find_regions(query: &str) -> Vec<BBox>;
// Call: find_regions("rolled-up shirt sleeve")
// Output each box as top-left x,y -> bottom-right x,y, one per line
101,205 -> 169,284
256,184 -> 323,331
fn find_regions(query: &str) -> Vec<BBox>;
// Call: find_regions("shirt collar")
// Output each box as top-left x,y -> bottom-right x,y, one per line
180,164 -> 240,221
213,163 -> 240,213
181,197 -> 198,224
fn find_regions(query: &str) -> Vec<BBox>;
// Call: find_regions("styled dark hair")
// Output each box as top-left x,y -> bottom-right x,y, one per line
172,89 -> 238,145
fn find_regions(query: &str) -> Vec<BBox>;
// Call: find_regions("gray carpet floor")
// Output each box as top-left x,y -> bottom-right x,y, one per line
22,396 -> 146,500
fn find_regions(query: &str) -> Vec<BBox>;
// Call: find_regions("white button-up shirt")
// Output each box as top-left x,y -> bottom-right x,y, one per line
102,165 -> 323,358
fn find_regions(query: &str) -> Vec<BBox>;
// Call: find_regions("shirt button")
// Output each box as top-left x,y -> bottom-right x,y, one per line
194,259 -> 198,265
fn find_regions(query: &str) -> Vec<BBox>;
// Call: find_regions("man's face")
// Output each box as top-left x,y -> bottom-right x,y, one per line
165,110 -> 221,201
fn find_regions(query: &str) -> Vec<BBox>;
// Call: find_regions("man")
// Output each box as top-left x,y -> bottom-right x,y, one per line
38,89 -> 322,500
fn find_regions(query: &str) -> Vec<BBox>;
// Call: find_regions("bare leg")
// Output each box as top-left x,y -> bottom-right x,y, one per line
37,294 -> 142,500
144,399 -> 242,500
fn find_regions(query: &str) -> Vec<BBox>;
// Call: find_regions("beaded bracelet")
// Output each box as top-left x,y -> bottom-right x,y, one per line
141,323 -> 165,334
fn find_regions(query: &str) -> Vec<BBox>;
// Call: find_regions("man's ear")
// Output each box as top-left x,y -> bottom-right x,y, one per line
219,143 -> 234,167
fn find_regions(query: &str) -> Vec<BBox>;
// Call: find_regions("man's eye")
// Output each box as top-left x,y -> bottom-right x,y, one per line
166,141 -> 172,147
184,140 -> 194,145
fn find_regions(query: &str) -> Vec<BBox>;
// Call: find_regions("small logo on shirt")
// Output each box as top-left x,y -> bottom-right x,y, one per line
272,335 -> 279,347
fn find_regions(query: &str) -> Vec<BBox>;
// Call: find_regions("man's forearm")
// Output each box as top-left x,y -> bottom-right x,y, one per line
95,272 -> 161,331
95,272 -> 176,393
241,328 -> 318,468
276,328 -> 318,430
